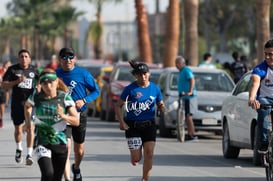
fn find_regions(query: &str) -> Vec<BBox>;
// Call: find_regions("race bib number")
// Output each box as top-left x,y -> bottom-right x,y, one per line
127,137 -> 142,150
35,145 -> 51,160
18,78 -> 33,89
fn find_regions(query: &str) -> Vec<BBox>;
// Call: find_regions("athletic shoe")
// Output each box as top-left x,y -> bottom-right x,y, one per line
72,163 -> 82,181
185,135 -> 198,141
15,149 -> 23,163
131,160 -> 139,166
258,143 -> 268,154
26,154 -> 33,166
0,119 -> 3,128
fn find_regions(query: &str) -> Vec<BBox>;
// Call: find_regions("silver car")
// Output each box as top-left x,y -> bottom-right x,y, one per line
221,71 -> 262,165
156,67 -> 235,138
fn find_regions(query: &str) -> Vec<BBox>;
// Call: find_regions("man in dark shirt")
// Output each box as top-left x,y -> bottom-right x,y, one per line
2,49 -> 39,166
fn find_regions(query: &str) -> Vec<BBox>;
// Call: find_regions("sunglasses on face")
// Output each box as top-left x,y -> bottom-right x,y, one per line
61,55 -> 74,61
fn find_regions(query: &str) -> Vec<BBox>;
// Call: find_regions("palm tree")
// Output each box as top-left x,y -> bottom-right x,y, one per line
183,0 -> 199,66
163,0 -> 180,67
256,0 -> 270,62
53,6 -> 83,48
135,0 -> 153,63
86,0 -> 122,59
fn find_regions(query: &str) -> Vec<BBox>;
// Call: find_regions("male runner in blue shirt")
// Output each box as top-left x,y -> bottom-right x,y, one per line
56,48 -> 100,181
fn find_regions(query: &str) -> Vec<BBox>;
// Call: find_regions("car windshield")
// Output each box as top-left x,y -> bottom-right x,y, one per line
169,72 -> 234,92
150,72 -> 161,83
85,67 -> 101,78
114,66 -> 135,82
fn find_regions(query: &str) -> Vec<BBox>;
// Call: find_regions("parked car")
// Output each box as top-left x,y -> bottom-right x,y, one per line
156,67 -> 235,137
149,68 -> 162,84
76,59 -> 113,116
100,62 -> 160,122
221,71 -> 262,165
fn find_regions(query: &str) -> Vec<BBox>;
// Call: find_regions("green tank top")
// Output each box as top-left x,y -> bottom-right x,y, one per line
29,90 -> 75,145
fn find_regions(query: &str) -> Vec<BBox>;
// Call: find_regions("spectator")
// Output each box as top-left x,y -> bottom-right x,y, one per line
45,54 -> 59,70
223,62 -> 234,80
175,56 -> 198,141
230,51 -> 247,83
240,55 -> 251,72
198,52 -> 216,69
215,59 -> 223,69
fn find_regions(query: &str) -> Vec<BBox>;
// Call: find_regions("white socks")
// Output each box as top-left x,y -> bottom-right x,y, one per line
27,147 -> 33,156
16,141 -> 23,151
16,142 -> 33,156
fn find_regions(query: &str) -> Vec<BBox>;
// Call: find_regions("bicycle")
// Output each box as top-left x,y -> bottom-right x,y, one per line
260,104 -> 273,181
176,95 -> 186,142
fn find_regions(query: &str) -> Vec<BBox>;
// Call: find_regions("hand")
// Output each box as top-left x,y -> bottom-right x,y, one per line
158,103 -> 165,113
179,93 -> 185,98
23,122 -> 32,134
248,99 -> 260,109
119,121 -> 129,131
56,104 -> 64,118
75,99 -> 85,109
17,75 -> 25,84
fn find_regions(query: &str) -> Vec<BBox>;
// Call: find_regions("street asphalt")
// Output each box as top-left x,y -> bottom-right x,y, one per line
0,106 -> 265,181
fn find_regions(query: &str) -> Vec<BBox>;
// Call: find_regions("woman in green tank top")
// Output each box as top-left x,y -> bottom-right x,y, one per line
24,68 -> 79,181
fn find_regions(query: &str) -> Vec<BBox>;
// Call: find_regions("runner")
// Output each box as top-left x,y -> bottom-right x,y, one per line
25,68 -> 79,181
56,47 -> 100,181
2,49 -> 39,165
115,60 -> 165,181
0,60 -> 11,127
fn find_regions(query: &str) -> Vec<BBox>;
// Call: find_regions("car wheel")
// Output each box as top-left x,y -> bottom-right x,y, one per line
87,108 -> 93,117
159,112 -> 171,137
106,109 -> 115,122
100,109 -> 106,120
215,131 -> 222,136
222,122 -> 240,158
253,124 -> 262,166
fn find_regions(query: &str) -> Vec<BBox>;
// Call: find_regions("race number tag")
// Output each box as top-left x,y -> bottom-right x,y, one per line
35,145 -> 52,160
18,78 -> 33,89
127,137 -> 142,150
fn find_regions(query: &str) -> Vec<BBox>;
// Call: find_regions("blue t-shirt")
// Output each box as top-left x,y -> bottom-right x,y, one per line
177,66 -> 197,100
56,66 -> 100,112
120,81 -> 162,121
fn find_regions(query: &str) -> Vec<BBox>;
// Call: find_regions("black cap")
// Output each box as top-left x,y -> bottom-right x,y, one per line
134,63 -> 149,74
59,48 -> 75,57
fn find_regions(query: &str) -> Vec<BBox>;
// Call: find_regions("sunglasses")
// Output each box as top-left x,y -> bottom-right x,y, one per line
61,55 -> 74,61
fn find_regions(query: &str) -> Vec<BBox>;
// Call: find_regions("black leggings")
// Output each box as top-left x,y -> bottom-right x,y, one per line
38,144 -> 68,181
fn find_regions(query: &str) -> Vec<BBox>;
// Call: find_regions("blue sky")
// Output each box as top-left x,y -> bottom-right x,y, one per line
0,0 -> 169,21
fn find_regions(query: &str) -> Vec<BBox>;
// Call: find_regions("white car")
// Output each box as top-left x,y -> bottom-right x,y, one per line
221,71 -> 262,165
156,67 -> 235,137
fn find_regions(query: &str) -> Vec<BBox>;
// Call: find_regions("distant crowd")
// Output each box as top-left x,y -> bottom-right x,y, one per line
198,51 -> 253,83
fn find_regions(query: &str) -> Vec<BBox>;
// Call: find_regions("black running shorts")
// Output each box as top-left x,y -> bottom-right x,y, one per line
0,89 -> 6,104
71,108 -> 88,144
125,119 -> 156,143
11,104 -> 25,126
